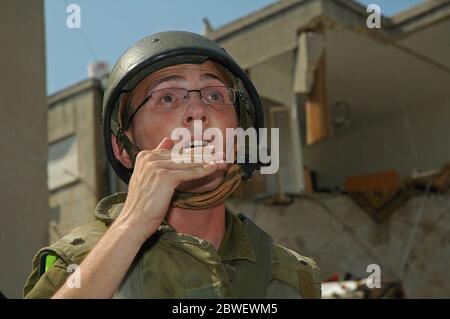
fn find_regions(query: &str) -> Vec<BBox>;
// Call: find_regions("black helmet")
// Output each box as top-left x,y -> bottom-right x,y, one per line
103,31 -> 264,184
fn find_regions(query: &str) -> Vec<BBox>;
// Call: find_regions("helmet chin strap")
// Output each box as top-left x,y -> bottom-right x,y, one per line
171,164 -> 244,210
117,129 -> 244,210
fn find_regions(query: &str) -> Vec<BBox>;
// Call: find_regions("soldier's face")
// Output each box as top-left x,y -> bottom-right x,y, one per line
125,61 -> 238,193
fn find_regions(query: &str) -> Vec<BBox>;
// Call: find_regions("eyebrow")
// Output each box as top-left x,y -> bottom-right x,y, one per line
149,75 -> 185,91
147,72 -> 227,93
200,73 -> 226,84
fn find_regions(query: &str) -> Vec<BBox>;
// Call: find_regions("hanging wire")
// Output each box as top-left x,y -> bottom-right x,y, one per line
392,65 -> 431,282
397,180 -> 432,281
63,0 -> 100,61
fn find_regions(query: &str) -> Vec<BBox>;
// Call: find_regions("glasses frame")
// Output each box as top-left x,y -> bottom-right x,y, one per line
124,86 -> 236,130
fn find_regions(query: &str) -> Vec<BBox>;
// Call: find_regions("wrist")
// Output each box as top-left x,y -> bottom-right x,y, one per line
112,212 -> 160,243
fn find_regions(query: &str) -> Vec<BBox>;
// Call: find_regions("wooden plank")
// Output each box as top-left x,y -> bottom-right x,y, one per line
305,54 -> 331,145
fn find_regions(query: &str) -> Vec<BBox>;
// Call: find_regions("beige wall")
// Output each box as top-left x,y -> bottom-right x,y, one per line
48,80 -> 109,243
302,99 -> 450,189
228,193 -> 450,298
0,0 -> 47,298
301,27 -> 450,189
212,0 -> 322,69
250,51 -> 304,195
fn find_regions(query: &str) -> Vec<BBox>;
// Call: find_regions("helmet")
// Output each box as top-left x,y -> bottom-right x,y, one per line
103,31 -> 264,184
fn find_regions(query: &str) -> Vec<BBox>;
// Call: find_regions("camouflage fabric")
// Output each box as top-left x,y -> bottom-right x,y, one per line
24,193 -> 321,299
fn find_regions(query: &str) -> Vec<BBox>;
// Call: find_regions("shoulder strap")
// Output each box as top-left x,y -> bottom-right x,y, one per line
298,267 -> 321,299
231,213 -> 273,299
34,220 -> 108,277
272,244 -> 322,299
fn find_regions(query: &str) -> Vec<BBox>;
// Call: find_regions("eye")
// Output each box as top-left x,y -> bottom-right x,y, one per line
209,92 -> 221,101
161,94 -> 175,104
150,89 -> 183,108
205,89 -> 225,104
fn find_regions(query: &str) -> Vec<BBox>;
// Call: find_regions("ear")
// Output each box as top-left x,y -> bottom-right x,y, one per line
111,134 -> 133,169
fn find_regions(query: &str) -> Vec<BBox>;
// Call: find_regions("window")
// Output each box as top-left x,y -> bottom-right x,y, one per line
47,135 -> 79,190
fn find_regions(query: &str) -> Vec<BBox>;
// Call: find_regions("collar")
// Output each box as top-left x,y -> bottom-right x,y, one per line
94,192 -> 127,224
94,192 -> 256,262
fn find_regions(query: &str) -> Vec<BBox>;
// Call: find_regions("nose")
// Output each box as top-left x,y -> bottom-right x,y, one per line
182,91 -> 210,126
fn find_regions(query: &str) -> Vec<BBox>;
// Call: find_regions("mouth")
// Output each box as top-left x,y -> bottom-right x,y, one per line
182,137 -> 214,150
188,140 -> 210,148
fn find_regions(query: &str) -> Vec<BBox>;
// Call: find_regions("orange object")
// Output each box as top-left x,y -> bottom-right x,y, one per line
345,170 -> 400,192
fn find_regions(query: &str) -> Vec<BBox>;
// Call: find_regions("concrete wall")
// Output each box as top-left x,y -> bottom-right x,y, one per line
213,0 -> 450,193
227,193 -> 450,298
48,80 -> 108,243
301,27 -> 450,189
212,0 -> 322,69
397,15 -> 450,70
249,51 -> 305,195
0,0 -> 48,298
250,51 -> 295,107
302,99 -> 450,189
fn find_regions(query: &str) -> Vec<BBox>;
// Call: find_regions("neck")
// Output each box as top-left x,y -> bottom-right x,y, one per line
166,203 -> 226,251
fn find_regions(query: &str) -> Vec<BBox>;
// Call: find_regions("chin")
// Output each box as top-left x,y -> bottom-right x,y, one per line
176,170 -> 225,193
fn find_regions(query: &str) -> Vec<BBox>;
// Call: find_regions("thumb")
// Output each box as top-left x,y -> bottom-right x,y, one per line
156,137 -> 174,150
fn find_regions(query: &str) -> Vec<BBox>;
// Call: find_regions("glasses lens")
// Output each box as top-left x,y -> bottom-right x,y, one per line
150,88 -> 187,108
202,87 -> 235,105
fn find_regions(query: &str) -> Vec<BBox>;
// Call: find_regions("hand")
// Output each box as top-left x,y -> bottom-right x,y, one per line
116,137 -> 226,240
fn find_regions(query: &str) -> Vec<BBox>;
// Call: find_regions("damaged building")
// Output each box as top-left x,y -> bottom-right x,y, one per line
207,0 -> 450,298
45,0 -> 450,298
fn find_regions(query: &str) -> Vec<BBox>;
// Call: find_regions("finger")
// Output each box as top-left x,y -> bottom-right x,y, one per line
151,151 -> 210,163
159,145 -> 216,163
172,163 -> 224,182
156,137 -> 174,150
150,160 -> 210,170
156,144 -> 214,155
170,145 -> 215,156
180,145 -> 216,162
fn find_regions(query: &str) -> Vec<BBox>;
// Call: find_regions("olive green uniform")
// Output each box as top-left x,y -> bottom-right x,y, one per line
24,193 -> 321,299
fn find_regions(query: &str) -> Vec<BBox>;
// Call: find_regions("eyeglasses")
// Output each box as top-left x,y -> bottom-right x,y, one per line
125,86 -> 236,129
